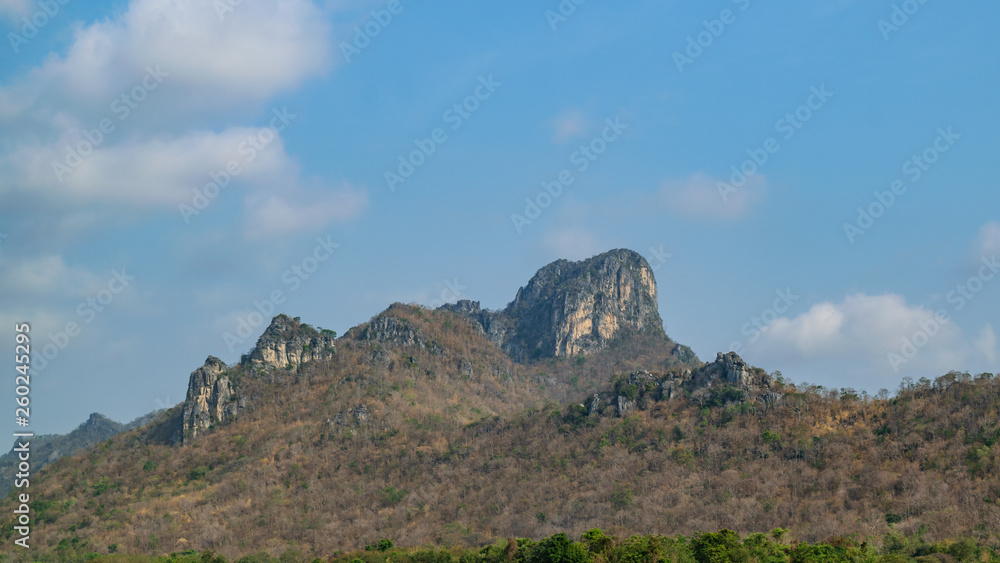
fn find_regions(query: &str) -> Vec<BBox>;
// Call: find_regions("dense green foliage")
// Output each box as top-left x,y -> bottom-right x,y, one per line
8,528 -> 999,563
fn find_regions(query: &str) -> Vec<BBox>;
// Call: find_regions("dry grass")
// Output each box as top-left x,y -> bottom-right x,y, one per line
1,306 -> 998,561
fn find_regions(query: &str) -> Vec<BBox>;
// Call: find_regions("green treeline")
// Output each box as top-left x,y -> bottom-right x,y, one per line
22,528 -> 1000,563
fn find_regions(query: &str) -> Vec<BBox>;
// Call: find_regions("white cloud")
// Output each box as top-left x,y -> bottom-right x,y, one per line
0,255 -> 101,296
659,173 -> 766,220
976,324 -> 996,365
0,0 -> 367,235
3,0 -> 330,121
748,293 -> 969,386
974,221 -> 1000,258
1,127 -> 295,207
550,109 -> 588,144
543,227 -> 601,261
244,185 -> 368,237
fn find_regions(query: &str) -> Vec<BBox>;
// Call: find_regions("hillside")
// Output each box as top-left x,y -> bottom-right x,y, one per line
1,250 -> 998,562
0,411 -> 163,497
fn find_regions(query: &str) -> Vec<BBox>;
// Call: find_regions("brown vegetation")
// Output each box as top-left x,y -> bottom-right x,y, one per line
2,305 -> 998,561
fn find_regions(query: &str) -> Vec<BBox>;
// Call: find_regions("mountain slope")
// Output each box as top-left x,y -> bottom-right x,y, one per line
1,250 -> 997,561
0,411 -> 162,497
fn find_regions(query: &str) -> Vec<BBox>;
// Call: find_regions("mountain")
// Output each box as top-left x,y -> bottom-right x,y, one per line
2,249 -> 998,561
442,249 -> 672,361
0,411 -> 162,497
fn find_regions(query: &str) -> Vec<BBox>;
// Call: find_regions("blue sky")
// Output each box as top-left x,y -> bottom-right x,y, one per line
1,0 -> 998,433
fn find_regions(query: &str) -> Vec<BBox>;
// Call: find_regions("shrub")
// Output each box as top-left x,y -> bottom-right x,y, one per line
580,529 -> 612,556
527,533 -> 590,563
379,487 -> 408,506
692,530 -> 748,563
610,483 -> 633,509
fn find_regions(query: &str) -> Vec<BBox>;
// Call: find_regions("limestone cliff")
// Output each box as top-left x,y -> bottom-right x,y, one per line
240,314 -> 336,370
178,315 -> 337,443
180,356 -> 241,443
442,249 -> 665,360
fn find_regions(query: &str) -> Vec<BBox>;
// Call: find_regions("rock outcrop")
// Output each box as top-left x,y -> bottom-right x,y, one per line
356,314 -> 436,351
240,314 -> 336,370
586,351 -> 781,418
180,356 -> 242,443
441,249 -> 665,361
179,316 -> 338,443
505,249 -> 663,357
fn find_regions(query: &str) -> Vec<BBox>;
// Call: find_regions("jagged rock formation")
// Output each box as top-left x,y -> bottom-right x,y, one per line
180,356 -> 241,443
438,300 -> 521,359
179,315 -> 336,444
173,249 -> 758,444
355,313 -> 438,352
587,352 -> 781,418
240,314 -> 336,370
692,352 -> 765,389
441,249 -> 666,361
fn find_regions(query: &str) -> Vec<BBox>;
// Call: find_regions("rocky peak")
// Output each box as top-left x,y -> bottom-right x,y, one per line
240,314 -> 336,370
83,413 -> 114,428
693,352 -> 771,391
438,249 -> 668,362
180,356 -> 240,444
504,249 -> 663,358
178,315 -> 340,444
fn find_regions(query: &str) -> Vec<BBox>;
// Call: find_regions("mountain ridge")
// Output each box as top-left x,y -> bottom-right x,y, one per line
9,249 -> 998,560
174,249 -> 709,442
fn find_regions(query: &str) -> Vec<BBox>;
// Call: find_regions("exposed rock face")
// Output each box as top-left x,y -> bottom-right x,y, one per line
439,300 -> 522,360
179,315 -> 338,444
586,351 -> 780,418
357,314 -> 435,351
181,356 -> 242,443
692,352 -> 771,391
506,249 -> 663,357
441,249 -> 665,361
241,314 -> 336,370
